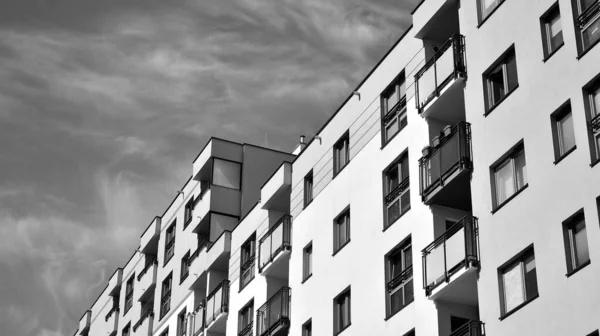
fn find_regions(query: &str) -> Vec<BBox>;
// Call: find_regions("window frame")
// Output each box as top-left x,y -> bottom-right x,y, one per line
498,246 -> 539,319
551,100 -> 577,163
385,236 -> 414,318
238,299 -> 254,334
304,170 -> 314,208
184,197 -> 194,229
164,221 -> 176,266
239,233 -> 256,290
333,287 -> 351,335
333,207 -> 351,255
177,308 -> 187,336
584,77 -> 600,165
477,0 -> 506,25
122,323 -> 131,336
302,318 -> 312,336
160,273 -> 173,319
483,46 -> 519,114
563,210 -> 591,275
124,275 -> 134,314
540,3 -> 564,60
180,251 -> 190,283
383,151 -> 410,229
333,131 -> 350,177
159,328 -> 169,336
303,242 -> 313,282
491,142 -> 528,212
573,0 -> 600,57
381,72 -> 408,146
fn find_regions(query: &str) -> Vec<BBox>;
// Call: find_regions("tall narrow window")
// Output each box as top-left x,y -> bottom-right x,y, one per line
333,208 -> 351,254
563,211 -> 590,274
484,47 -> 518,112
585,81 -> 600,163
180,251 -> 190,283
164,221 -> 176,265
303,242 -> 313,281
381,74 -> 407,144
551,101 -> 576,161
333,288 -> 351,335
124,275 -> 134,314
573,0 -> 600,54
122,323 -> 131,336
160,273 -> 173,319
184,197 -> 194,228
499,247 -> 538,316
386,237 -> 414,317
492,143 -> 527,209
541,4 -> 564,59
240,234 -> 256,290
177,309 -> 187,336
304,170 -> 314,208
302,319 -> 312,336
238,300 -> 253,336
478,0 -> 504,23
333,132 -> 350,176
383,153 -> 410,228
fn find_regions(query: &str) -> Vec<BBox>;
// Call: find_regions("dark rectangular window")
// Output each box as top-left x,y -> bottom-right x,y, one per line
333,208 -> 350,254
184,197 -> 194,228
540,3 -> 563,58
240,234 -> 256,290
484,47 -> 518,113
177,309 -> 187,336
551,101 -> 576,161
333,132 -> 350,176
122,323 -> 131,336
238,300 -> 253,335
492,143 -> 527,209
302,319 -> 312,336
333,287 -> 351,335
304,170 -> 313,208
386,237 -> 413,317
124,275 -> 134,313
180,251 -> 190,283
478,0 -> 504,23
381,73 -> 407,144
573,0 -> 600,54
499,247 -> 538,316
584,80 -> 600,163
404,329 -> 416,336
159,328 -> 169,336
164,221 -> 176,265
383,152 -> 410,228
303,242 -> 313,281
563,211 -> 590,274
160,273 -> 173,319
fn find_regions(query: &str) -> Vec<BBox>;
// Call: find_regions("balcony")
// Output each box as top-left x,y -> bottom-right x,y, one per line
192,301 -> 206,336
422,216 -> 479,303
140,217 -> 160,254
258,215 -> 291,277
191,186 -> 242,234
260,162 -> 292,211
137,257 -> 157,303
107,268 -> 123,297
192,138 -> 243,182
206,231 -> 232,271
449,320 -> 485,336
415,34 -> 466,119
78,310 -> 91,335
205,280 -> 230,332
132,310 -> 154,336
256,287 -> 291,336
188,239 -> 213,290
419,122 -> 472,210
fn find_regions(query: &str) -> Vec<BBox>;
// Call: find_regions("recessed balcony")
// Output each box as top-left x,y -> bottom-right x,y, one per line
448,320 -> 485,336
140,217 -> 160,255
205,280 -> 230,333
422,216 -> 479,304
137,257 -> 157,303
192,301 -> 206,336
258,215 -> 291,277
415,34 -> 467,120
132,310 -> 154,336
256,287 -> 291,336
78,310 -> 91,336
419,122 -> 472,210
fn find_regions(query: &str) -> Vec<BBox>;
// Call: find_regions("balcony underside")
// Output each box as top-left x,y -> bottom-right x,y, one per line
206,312 -> 227,333
421,77 -> 466,124
138,284 -> 155,303
423,166 -> 471,211
261,249 -> 290,278
429,265 -> 478,306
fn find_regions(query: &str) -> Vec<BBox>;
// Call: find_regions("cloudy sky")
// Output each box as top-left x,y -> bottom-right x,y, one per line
0,0 -> 418,335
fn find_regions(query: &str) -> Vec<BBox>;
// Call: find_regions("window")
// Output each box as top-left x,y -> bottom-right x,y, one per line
122,323 -> 131,336
383,153 -> 410,228
304,170 -> 313,208
386,237 -> 414,317
333,208 -> 351,254
478,0 -> 504,23
492,143 -> 527,209
177,309 -> 187,336
160,273 -> 173,319
551,101 -> 576,161
302,319 -> 312,336
240,234 -> 256,289
484,47 -> 518,112
585,81 -> 600,163
563,211 -> 590,274
588,330 -> 600,336
381,74 -> 407,144
303,242 -> 313,281
212,158 -> 241,189
159,328 -> 169,336
180,251 -> 190,283
238,300 -> 253,335
574,0 -> 600,54
333,132 -> 350,176
541,4 -> 564,58
333,288 -> 351,335
404,330 -> 416,336
124,275 -> 134,313
164,221 -> 176,265
499,247 -> 538,316
184,197 -> 194,228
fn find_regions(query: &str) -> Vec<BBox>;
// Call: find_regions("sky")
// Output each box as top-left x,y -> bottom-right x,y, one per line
0,0 -> 419,335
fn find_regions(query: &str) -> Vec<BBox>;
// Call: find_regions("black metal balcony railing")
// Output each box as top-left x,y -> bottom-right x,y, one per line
577,1 -> 600,28
386,265 -> 413,292
160,292 -> 171,318
137,257 -> 158,281
132,310 -> 154,332
238,321 -> 253,336
385,177 -> 410,206
419,122 -> 472,201
256,287 -> 291,336
206,280 -> 230,326
193,301 -> 206,336
422,216 -> 479,296
415,34 -> 467,113
590,113 -> 600,132
240,255 -> 255,288
258,215 -> 292,273
448,320 -> 485,336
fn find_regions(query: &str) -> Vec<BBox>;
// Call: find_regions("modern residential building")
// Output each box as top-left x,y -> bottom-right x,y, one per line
75,0 -> 600,336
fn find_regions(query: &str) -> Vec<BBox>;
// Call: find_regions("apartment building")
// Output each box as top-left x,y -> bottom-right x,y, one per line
75,0 -> 600,336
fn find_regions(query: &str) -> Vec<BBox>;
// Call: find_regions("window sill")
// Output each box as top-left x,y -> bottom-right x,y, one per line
591,157 -> 600,168
553,146 -> 577,165
332,240 -> 351,257
566,259 -> 591,278
499,294 -> 539,321
382,207 -> 411,232
484,84 -> 519,117
301,274 -> 313,284
383,299 -> 414,321
491,184 -> 528,214
543,43 -> 564,63
334,323 -> 351,336
577,38 -> 600,60
477,0 -> 507,29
